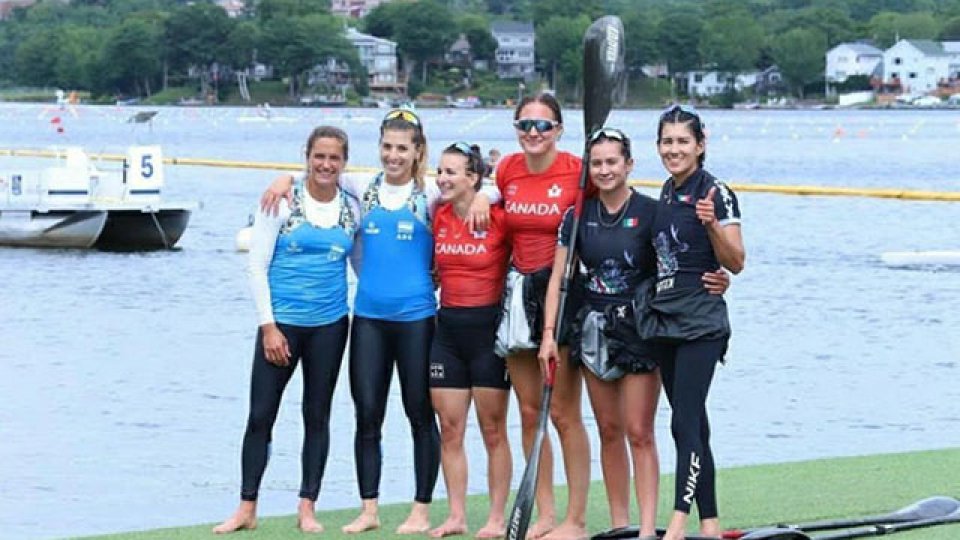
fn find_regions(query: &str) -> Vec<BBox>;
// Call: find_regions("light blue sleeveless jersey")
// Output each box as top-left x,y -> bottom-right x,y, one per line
353,175 -> 435,321
269,182 -> 358,326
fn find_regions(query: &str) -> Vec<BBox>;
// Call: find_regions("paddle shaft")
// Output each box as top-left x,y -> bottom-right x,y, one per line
505,369 -> 555,540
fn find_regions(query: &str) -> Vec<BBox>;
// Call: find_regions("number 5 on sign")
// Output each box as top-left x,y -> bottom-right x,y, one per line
140,154 -> 154,178
126,146 -> 164,200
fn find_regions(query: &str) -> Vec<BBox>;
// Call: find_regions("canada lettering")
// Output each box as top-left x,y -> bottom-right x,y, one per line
505,201 -> 562,216
435,243 -> 488,256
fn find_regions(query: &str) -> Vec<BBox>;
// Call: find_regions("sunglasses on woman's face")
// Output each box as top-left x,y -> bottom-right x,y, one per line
383,108 -> 421,126
513,118 -> 559,133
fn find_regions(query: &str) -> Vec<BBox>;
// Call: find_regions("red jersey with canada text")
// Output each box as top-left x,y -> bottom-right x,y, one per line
496,151 -> 583,273
434,204 -> 510,308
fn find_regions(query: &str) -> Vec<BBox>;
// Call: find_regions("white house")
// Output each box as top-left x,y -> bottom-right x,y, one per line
943,41 -> 960,81
882,39 -> 956,94
215,0 -> 245,17
331,0 -> 390,18
684,70 -> 760,97
345,27 -> 404,94
825,42 -> 883,83
491,21 -> 536,81
0,0 -> 39,20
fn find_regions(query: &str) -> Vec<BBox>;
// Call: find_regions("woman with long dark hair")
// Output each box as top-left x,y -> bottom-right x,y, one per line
648,105 -> 745,540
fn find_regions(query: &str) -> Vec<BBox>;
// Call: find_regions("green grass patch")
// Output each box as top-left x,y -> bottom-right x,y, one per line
141,86 -> 202,106
76,448 -> 960,539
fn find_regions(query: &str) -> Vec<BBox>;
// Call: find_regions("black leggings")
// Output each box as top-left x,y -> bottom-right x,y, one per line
658,338 -> 725,518
349,315 -> 440,503
240,317 -> 349,501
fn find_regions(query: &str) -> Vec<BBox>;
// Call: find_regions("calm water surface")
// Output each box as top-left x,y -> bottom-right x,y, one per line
1,104 -> 959,539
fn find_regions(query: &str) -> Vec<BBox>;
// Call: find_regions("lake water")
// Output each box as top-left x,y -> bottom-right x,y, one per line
1,104 -> 959,540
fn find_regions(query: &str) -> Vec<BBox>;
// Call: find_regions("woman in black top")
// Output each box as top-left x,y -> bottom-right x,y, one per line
539,128 -> 729,538
648,105 -> 745,540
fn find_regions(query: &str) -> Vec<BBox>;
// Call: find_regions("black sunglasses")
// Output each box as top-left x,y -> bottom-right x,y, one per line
513,118 -> 559,133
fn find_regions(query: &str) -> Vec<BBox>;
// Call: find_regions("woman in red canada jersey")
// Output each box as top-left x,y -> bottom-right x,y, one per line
429,142 -> 512,539
494,92 -> 590,540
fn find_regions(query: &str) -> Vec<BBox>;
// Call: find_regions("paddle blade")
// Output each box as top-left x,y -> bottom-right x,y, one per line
785,495 -> 960,532
582,15 -> 625,135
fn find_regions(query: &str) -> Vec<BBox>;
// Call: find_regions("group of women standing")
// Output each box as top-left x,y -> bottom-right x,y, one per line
214,95 -> 744,540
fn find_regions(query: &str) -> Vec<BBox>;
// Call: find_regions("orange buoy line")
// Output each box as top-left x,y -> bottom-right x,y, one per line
3,148 -> 960,202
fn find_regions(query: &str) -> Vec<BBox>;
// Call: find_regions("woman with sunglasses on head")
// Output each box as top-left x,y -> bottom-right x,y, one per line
648,105 -> 745,540
538,128 -> 729,539
495,92 -> 590,540
214,126 -> 359,535
428,142 -> 513,539
261,109 -> 500,535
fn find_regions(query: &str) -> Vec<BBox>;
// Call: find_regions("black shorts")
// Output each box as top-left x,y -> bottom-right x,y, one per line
430,305 -> 510,390
570,302 -> 658,374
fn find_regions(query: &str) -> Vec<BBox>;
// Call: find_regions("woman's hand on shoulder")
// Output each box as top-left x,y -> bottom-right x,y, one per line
260,175 -> 295,215
702,268 -> 730,295
466,192 -> 491,232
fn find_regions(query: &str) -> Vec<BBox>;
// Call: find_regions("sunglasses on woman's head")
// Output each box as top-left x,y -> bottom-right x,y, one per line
383,108 -> 421,126
449,141 -> 474,156
588,127 -> 629,143
661,103 -> 702,122
513,118 -> 559,133
444,141 -> 483,175
588,127 -> 632,157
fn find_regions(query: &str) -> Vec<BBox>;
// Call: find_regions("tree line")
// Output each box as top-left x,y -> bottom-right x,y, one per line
2,0 -> 960,100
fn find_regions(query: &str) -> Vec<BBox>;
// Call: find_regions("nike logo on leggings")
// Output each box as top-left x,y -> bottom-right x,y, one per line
683,452 -> 701,505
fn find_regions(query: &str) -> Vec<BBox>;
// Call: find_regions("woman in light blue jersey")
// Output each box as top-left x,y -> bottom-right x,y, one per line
261,109 -> 499,535
214,126 -> 359,534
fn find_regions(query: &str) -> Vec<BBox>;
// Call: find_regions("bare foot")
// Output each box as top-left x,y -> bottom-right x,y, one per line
475,520 -> 505,539
212,512 -> 257,534
429,516 -> 468,538
298,514 -> 324,533
397,519 -> 431,535
540,522 -> 589,540
397,502 -> 431,535
700,517 -> 721,539
342,512 -> 380,534
525,518 -> 555,540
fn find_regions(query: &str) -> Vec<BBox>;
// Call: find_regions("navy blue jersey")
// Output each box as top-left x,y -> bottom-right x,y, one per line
559,189 -> 657,308
653,169 -> 740,282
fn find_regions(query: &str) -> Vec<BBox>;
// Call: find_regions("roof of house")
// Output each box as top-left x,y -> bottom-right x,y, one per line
491,21 -> 534,35
902,39 -> 947,56
450,34 -> 471,53
830,42 -> 883,56
346,27 -> 396,47
942,41 -> 960,54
